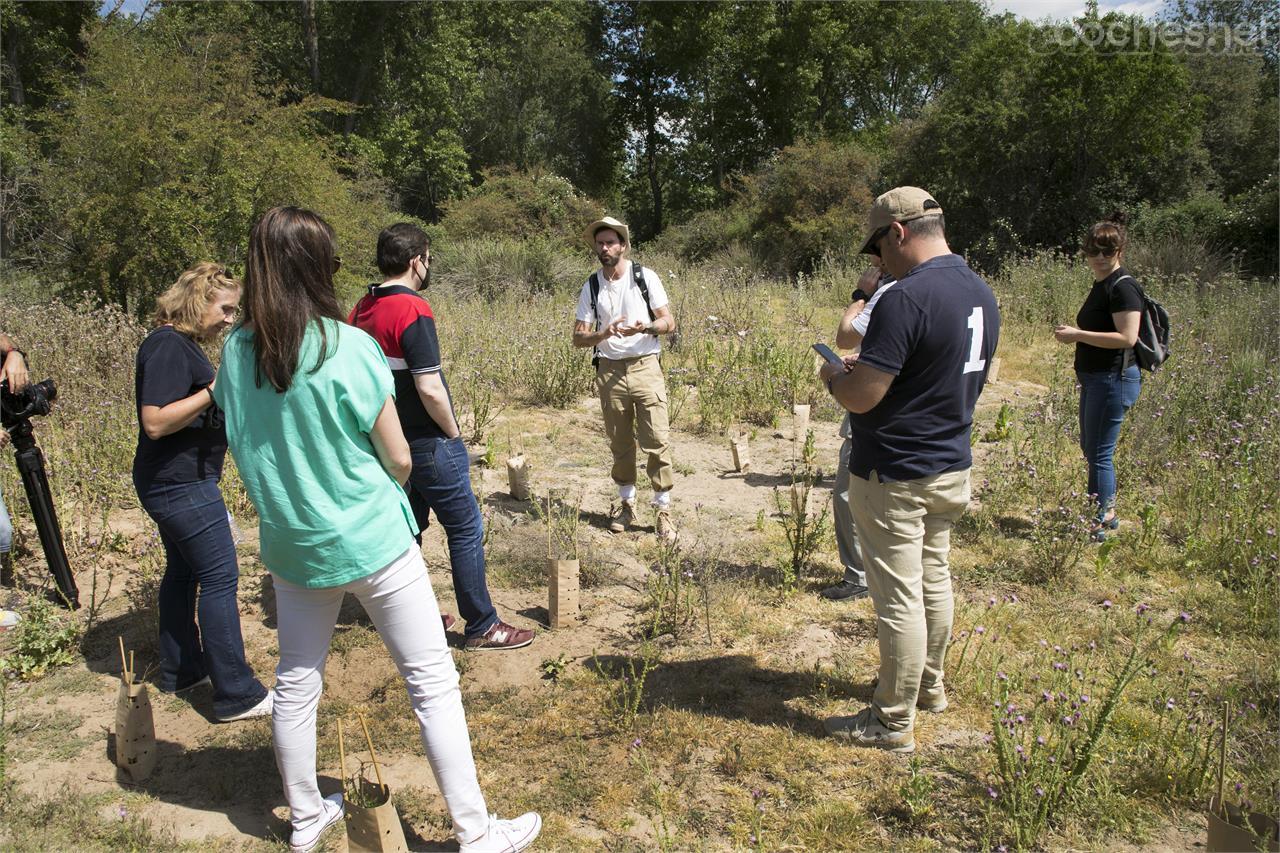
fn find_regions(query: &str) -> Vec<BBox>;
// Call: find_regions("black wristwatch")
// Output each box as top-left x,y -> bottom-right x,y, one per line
851,289 -> 871,304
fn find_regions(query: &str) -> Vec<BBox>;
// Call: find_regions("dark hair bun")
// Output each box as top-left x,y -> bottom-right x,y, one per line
1106,209 -> 1128,226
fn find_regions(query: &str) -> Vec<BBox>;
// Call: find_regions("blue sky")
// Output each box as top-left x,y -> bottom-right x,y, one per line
989,0 -> 1166,20
106,0 -> 1165,23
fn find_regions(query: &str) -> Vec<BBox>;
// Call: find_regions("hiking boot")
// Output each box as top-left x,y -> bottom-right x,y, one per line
289,792 -> 343,853
464,620 -> 535,651
609,500 -> 636,533
823,707 -> 915,754
217,690 -> 273,723
821,580 -> 870,601
655,508 -> 677,544
459,812 -> 542,853
917,687 -> 949,714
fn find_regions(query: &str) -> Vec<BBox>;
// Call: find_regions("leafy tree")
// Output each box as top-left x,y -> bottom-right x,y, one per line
32,20 -> 394,315
0,0 -> 98,109
889,13 -> 1202,265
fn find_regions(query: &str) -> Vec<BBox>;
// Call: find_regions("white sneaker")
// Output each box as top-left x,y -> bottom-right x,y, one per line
217,690 -> 273,723
459,812 -> 542,853
290,792 -> 344,853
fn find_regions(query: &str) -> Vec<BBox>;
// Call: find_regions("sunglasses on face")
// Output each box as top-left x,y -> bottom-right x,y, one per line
1082,247 -> 1117,258
866,224 -> 892,257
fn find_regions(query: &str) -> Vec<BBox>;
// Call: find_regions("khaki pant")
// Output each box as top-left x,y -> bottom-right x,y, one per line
596,354 -> 674,493
849,467 -> 971,731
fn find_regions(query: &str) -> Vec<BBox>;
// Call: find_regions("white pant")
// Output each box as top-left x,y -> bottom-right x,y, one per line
271,545 -> 489,843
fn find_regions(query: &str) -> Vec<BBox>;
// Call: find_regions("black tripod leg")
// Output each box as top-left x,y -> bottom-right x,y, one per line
14,444 -> 79,609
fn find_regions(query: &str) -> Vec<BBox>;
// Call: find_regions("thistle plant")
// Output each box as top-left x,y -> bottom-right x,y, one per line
983,602 -> 1191,850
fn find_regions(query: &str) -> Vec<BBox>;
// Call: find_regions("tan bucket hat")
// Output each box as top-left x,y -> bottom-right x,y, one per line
585,216 -> 630,249
859,187 -> 944,254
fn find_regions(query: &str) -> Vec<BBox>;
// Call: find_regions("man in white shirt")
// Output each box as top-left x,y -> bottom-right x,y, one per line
822,264 -> 895,602
572,216 -> 679,542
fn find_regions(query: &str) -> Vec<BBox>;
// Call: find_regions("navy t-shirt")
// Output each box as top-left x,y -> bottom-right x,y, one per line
849,254 -> 1001,482
348,284 -> 454,441
1074,267 -> 1143,373
133,326 -> 226,484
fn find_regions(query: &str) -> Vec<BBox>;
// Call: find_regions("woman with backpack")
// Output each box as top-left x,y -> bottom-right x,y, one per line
1053,212 -> 1143,541
213,206 -> 540,853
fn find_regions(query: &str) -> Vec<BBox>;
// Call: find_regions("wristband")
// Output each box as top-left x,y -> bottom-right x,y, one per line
851,289 -> 871,304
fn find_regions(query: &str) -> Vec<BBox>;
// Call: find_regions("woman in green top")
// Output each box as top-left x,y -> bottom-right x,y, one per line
215,207 -> 540,853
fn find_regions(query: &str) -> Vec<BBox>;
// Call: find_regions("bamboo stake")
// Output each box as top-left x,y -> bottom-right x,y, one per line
118,636 -> 128,682
357,711 -> 385,790
1216,700 -> 1230,812
546,495 -> 552,559
337,718 -> 347,796
129,651 -> 135,680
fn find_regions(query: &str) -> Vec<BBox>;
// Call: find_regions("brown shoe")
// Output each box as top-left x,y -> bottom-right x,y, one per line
442,613 -> 456,632
609,500 -> 636,533
655,509 -> 677,544
464,620 -> 535,651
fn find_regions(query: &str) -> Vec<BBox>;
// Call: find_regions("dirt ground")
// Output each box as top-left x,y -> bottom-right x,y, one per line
2,375 -> 1209,850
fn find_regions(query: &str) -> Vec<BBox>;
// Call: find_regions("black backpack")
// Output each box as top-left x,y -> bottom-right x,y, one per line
1112,274 -> 1171,372
588,264 -> 656,366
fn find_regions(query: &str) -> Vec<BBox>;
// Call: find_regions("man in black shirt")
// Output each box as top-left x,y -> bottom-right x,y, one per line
820,187 -> 1000,753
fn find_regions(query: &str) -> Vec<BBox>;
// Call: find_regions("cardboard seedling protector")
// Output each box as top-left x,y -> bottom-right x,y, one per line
1206,702 -> 1280,852
506,454 -> 531,501
792,404 -> 810,442
987,357 -> 1002,384
114,637 -> 156,782
730,435 -> 750,473
545,496 -> 579,628
339,713 -> 409,853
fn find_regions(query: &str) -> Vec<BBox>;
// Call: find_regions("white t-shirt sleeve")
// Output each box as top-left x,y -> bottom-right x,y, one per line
851,280 -> 895,336
574,279 -> 595,324
641,267 -> 669,311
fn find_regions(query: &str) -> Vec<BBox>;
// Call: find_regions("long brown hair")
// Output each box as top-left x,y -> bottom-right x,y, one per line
153,262 -> 240,340
242,206 -> 343,392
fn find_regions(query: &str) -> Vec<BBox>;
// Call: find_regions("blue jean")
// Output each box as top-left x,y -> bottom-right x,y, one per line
405,436 -> 498,640
134,476 -> 267,718
1077,365 -> 1141,520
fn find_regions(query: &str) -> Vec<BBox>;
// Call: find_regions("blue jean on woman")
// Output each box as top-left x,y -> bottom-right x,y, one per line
1077,364 -> 1141,520
405,435 -> 498,641
134,475 -> 267,719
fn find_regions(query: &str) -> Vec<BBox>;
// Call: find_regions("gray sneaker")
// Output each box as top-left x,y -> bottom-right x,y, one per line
917,687 -> 949,714
823,707 -> 915,753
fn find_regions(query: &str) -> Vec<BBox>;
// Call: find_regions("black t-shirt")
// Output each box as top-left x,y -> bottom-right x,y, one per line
849,254 -> 1001,482
1074,267 -> 1143,373
132,326 -> 226,484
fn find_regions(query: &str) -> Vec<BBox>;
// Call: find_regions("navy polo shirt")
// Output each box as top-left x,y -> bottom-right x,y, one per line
849,254 -> 1001,482
133,326 -> 226,484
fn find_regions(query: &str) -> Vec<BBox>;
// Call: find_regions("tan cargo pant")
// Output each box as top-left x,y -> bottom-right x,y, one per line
596,354 -> 674,493
849,467 -> 971,731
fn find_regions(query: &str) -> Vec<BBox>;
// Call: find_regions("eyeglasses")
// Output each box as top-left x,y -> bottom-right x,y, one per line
866,225 -> 892,257
331,255 -> 342,274
1082,246 -> 1117,258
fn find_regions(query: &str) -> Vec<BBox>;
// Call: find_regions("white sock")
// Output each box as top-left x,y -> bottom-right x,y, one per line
618,484 -> 637,502
651,490 -> 671,508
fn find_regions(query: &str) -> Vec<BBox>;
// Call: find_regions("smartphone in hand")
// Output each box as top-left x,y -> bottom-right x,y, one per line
812,343 -> 843,366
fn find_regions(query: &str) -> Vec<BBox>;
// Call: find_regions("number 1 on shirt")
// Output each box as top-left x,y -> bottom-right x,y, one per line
963,307 -> 987,374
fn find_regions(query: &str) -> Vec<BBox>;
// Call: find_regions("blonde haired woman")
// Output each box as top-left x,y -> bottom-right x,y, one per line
133,262 -> 271,722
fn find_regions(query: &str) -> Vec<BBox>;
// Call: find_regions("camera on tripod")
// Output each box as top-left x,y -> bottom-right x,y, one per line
1,375 -> 79,608
1,377 -> 57,429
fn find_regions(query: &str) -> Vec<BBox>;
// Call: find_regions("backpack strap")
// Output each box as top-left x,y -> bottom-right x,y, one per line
1108,274 -> 1141,371
588,272 -> 602,330
631,264 -> 657,335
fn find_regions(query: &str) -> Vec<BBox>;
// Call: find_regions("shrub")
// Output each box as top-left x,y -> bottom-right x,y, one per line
437,167 -> 605,251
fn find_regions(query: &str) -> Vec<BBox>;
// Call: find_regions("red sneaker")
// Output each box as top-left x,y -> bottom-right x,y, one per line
464,620 -> 535,651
